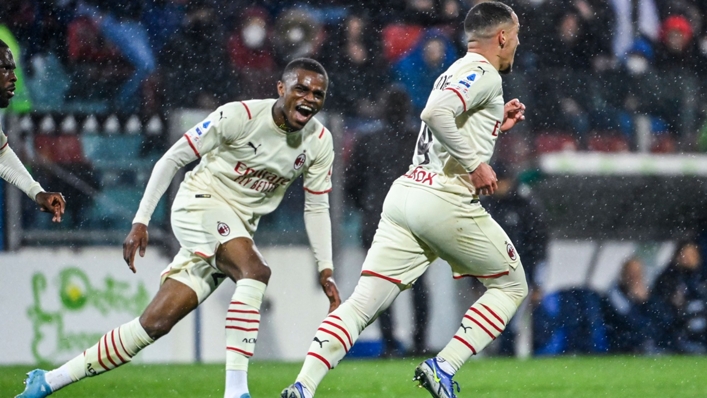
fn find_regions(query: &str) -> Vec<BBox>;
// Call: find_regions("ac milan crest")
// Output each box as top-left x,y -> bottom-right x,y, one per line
217,221 -> 230,236
294,152 -> 306,170
506,242 -> 517,261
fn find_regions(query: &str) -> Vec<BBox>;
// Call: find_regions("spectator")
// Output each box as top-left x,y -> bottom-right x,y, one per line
160,2 -> 235,110
391,29 -> 456,114
649,240 -> 707,353
608,0 -> 661,60
227,6 -> 278,100
345,86 -> 429,357
272,8 -> 324,67
601,257 -> 653,353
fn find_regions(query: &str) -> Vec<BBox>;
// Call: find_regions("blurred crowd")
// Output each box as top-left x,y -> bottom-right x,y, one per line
2,0 -> 707,158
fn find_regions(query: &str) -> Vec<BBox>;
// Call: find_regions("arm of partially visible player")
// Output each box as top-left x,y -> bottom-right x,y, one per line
0,143 -> 45,201
420,88 -> 482,173
304,190 -> 341,312
123,137 -> 198,272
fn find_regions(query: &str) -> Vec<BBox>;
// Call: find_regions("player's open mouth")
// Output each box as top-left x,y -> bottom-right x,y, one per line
296,105 -> 314,117
6,86 -> 15,97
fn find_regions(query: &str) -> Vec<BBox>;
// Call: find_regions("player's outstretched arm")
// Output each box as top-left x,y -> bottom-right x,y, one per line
319,268 -> 341,313
123,223 -> 148,273
35,191 -> 66,222
500,98 -> 526,132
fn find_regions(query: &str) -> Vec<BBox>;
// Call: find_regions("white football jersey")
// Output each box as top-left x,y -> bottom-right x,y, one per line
400,52 -> 504,197
0,123 -> 7,152
181,98 -> 334,228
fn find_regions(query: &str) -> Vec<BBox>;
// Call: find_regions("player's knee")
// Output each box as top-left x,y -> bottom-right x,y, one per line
139,315 -> 174,340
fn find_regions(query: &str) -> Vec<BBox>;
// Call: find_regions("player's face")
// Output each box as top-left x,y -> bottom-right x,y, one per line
276,69 -> 328,131
499,13 -> 520,75
0,48 -> 17,109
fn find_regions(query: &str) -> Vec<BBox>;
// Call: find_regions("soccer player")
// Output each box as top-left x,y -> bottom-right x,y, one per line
281,3 -> 527,398
16,58 -> 342,398
0,39 -> 65,221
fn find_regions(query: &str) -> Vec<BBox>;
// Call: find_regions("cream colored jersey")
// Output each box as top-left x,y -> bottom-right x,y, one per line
181,98 -> 334,230
0,122 -> 7,152
399,52 -> 504,198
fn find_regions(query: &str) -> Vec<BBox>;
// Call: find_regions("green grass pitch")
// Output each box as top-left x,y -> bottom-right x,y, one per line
3,356 -> 707,397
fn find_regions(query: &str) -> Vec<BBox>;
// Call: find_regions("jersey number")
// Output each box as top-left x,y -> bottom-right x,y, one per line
491,120 -> 501,137
433,74 -> 452,91
415,124 -> 434,165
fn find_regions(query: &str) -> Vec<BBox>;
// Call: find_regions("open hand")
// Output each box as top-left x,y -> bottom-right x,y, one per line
123,223 -> 149,273
319,268 -> 341,313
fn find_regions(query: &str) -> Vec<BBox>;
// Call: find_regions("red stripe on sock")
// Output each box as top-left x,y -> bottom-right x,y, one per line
228,309 -> 260,314
104,335 -> 119,367
318,327 -> 349,352
226,346 -> 254,357
471,307 -> 503,334
453,335 -> 477,355
226,317 -> 260,323
110,330 -> 127,363
97,337 -> 108,370
465,314 -> 495,339
307,352 -> 332,369
116,327 -> 132,359
322,320 -> 353,347
226,326 -> 260,332
480,304 -> 506,326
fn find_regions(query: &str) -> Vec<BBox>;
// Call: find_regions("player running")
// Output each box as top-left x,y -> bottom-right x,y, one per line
16,58 -> 341,398
0,39 -> 65,221
281,3 -> 527,398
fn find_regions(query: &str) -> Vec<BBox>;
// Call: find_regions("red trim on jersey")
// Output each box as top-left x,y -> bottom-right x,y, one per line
453,335 -> 477,355
445,87 -> 467,112
184,134 -> 201,158
194,251 -> 213,259
465,314 -> 495,339
0,142 -> 8,151
227,346 -> 253,357
361,270 -> 402,284
481,304 -> 506,326
303,187 -> 332,194
318,127 -> 325,139
318,327 -> 349,352
471,307 -> 503,333
308,352 -> 332,369
226,326 -> 260,332
111,330 -> 127,363
226,317 -> 260,323
453,271 -> 510,279
241,102 -> 252,119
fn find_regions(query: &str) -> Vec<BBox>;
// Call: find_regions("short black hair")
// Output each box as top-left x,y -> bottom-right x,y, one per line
464,1 -> 515,39
0,39 -> 8,49
282,58 -> 328,83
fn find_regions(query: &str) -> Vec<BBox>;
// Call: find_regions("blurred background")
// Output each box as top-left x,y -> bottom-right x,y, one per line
1,0 -> 707,366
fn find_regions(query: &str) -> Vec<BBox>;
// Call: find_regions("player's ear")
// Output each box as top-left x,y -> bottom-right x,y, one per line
498,29 -> 506,49
277,80 -> 285,97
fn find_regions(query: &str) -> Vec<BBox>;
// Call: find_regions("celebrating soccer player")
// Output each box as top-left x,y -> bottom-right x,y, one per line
16,58 -> 341,398
0,39 -> 65,222
281,3 -> 527,398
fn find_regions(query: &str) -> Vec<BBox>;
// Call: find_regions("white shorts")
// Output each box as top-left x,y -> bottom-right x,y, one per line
159,187 -> 252,302
361,181 -> 521,287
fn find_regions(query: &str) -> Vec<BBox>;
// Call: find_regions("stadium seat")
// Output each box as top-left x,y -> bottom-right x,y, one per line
89,187 -> 167,228
34,135 -> 86,164
534,133 -> 578,154
586,133 -> 630,152
81,134 -> 143,161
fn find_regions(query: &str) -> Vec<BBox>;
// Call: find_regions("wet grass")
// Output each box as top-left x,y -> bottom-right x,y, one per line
2,355 -> 706,397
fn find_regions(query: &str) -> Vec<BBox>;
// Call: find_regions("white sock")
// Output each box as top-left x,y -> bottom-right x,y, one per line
44,366 -> 73,392
300,384 -> 314,398
435,357 -> 456,375
225,370 -> 248,398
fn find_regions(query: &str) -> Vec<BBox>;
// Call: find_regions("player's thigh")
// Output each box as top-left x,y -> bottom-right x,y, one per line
405,190 -> 520,278
361,184 -> 435,287
139,278 -> 199,338
159,247 -> 228,304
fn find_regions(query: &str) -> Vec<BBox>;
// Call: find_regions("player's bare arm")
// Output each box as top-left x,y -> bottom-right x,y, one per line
319,268 -> 341,313
35,191 -> 66,222
123,223 -> 148,273
501,98 -> 526,132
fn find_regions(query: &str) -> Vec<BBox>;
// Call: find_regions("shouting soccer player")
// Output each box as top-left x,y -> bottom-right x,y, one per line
0,39 -> 65,221
281,3 -> 527,398
16,58 -> 341,398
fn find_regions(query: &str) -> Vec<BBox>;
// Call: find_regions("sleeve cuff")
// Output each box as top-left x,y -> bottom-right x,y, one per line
317,261 -> 334,273
132,214 -> 151,227
463,158 -> 482,174
27,184 -> 45,202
